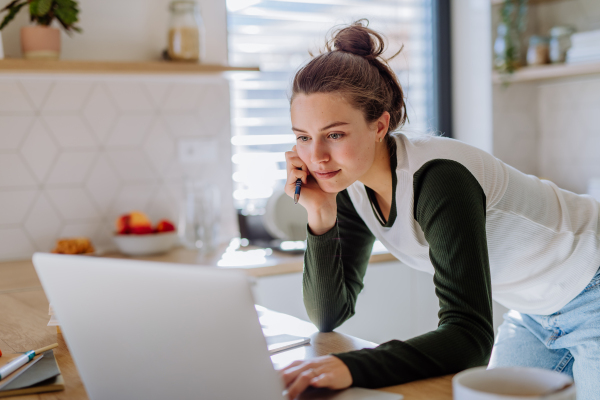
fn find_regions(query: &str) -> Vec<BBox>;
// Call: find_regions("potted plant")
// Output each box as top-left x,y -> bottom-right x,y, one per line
0,0 -> 81,59
494,0 -> 528,76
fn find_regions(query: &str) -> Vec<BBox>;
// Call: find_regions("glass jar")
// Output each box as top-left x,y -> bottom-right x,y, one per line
179,180 -> 220,255
527,35 -> 550,66
549,26 -> 575,64
494,23 -> 522,72
167,1 -> 205,62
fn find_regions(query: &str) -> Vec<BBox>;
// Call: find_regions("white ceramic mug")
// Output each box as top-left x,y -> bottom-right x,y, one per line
453,367 -> 576,400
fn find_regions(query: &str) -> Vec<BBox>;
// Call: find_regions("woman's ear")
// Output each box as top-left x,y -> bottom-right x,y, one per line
376,111 -> 391,140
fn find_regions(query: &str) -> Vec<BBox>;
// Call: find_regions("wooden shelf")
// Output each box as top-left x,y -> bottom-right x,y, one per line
0,59 -> 259,74
493,61 -> 600,83
491,0 -> 565,5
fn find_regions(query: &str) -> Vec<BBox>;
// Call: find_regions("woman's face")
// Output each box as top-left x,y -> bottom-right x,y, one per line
290,93 -> 380,193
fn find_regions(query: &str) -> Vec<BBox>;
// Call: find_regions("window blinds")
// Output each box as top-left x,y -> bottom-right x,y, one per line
227,0 -> 434,211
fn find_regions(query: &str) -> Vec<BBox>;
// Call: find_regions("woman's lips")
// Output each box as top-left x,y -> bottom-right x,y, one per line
313,169 -> 340,180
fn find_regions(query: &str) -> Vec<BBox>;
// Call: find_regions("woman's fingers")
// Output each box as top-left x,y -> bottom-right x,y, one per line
288,168 -> 308,185
280,361 -> 315,387
286,368 -> 319,400
310,372 -> 332,387
284,166 -> 309,200
279,356 -> 353,399
285,149 -> 308,174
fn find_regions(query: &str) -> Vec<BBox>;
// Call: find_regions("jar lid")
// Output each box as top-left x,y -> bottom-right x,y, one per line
169,0 -> 198,11
529,35 -> 550,45
550,25 -> 575,37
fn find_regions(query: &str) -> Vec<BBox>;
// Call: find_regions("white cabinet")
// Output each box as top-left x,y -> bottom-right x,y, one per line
252,260 -> 510,344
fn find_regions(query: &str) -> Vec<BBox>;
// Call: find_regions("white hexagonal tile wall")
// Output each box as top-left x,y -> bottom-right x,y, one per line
60,221 -> 99,239
20,120 -> 58,182
108,183 -> 158,220
0,190 -> 37,225
160,158 -> 185,180
43,115 -> 97,149
145,82 -> 171,108
106,115 -> 154,148
105,82 -> 154,112
46,188 -> 101,221
0,154 -> 37,187
0,116 -> 34,150
0,227 -> 36,261
42,81 -> 93,112
94,224 -> 117,254
20,79 -> 53,110
196,83 -> 231,138
24,193 -> 63,251
146,184 -> 179,223
85,154 -> 121,215
163,83 -> 204,113
83,84 -> 119,144
143,120 -> 176,174
163,114 -> 203,137
0,75 -> 234,260
0,81 -> 34,113
106,149 -> 158,182
46,151 -> 98,185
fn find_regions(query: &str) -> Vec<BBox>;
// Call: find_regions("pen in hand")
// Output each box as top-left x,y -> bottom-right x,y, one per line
294,178 -> 302,204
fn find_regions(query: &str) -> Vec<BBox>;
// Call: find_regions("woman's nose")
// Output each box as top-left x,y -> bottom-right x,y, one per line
310,140 -> 329,164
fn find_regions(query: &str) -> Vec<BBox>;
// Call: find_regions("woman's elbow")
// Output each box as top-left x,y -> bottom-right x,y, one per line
304,303 -> 354,332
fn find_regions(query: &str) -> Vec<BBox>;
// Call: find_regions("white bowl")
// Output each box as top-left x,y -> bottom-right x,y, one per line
113,232 -> 178,256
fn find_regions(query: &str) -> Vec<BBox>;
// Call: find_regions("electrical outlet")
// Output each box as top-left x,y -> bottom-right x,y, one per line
178,138 -> 219,164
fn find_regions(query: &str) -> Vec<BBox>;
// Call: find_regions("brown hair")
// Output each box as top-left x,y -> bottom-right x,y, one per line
291,19 -> 408,138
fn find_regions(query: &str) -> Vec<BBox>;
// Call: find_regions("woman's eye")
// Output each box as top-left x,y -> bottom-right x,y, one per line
296,136 -> 309,142
329,133 -> 344,140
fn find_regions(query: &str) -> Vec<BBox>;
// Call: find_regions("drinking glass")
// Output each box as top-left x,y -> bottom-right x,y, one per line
179,180 -> 220,255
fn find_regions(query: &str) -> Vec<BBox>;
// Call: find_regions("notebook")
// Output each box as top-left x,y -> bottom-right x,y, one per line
0,350 -> 64,398
265,334 -> 310,354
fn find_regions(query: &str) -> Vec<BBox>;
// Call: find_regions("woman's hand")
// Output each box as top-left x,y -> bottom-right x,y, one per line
285,146 -> 337,235
279,355 -> 353,400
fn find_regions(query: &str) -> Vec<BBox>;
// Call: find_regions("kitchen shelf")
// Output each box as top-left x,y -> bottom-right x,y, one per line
491,0 -> 565,5
493,61 -> 600,83
0,59 -> 259,74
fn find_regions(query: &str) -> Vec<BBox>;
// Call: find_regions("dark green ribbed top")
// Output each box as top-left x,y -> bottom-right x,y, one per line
302,157 -> 494,388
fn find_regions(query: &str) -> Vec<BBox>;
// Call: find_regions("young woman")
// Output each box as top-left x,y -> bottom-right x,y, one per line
279,21 -> 600,400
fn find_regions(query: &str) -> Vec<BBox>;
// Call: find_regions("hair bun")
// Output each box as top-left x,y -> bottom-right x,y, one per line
331,19 -> 384,61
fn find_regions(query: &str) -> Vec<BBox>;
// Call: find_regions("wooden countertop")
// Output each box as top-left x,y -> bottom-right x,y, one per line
0,245 -> 398,282
0,261 -> 453,399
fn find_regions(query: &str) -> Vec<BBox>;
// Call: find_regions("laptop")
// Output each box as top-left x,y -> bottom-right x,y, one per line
33,253 -> 402,400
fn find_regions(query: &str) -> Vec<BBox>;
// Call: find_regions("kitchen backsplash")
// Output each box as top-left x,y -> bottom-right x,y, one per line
0,74 -> 236,261
493,75 -> 600,195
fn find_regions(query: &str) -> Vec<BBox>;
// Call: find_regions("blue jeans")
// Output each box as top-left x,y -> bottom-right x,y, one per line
488,267 -> 600,400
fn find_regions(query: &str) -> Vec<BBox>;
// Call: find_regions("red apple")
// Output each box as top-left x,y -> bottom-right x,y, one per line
156,219 -> 176,233
130,225 -> 154,235
116,214 -> 131,234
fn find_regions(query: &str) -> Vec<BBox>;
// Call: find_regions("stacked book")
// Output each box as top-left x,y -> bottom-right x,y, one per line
48,304 -> 61,334
567,29 -> 600,63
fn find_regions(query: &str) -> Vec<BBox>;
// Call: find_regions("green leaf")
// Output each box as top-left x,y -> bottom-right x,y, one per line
1,0 -> 22,13
36,0 -> 52,16
0,1 -> 27,30
29,0 -> 38,17
55,7 -> 77,26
